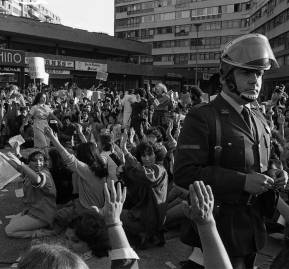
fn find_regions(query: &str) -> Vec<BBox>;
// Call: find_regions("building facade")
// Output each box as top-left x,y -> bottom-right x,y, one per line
114,0 -> 289,94
0,0 -> 60,23
250,0 -> 289,97
0,14 -> 192,91
114,0 -> 251,85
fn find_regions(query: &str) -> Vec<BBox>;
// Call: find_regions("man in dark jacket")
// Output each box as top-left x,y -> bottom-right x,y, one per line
174,34 -> 288,269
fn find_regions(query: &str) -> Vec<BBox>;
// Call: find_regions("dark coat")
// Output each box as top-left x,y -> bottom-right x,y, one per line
174,94 -> 274,256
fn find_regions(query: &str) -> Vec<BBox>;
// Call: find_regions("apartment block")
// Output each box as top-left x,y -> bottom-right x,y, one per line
114,0 -> 251,82
0,0 -> 60,23
250,0 -> 289,89
115,0 -> 289,88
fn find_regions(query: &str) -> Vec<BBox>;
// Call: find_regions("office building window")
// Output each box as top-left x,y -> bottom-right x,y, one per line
155,12 -> 175,21
141,1 -> 154,9
175,54 -> 188,64
155,0 -> 174,8
175,39 -> 190,47
156,26 -> 173,34
175,24 -> 191,34
142,15 -> 154,23
176,10 -> 190,19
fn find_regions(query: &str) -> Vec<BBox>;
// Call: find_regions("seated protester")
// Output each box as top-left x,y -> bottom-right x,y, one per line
3,151 -> 57,238
68,211 -> 110,258
17,243 -> 90,269
145,127 -> 167,165
59,116 -> 77,149
66,180 -> 139,268
44,127 -> 107,220
121,137 -> 168,248
49,149 -> 73,205
99,133 -> 123,182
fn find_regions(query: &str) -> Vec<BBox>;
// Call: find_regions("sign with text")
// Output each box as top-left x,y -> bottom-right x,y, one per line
96,71 -> 108,81
75,61 -> 107,72
0,49 -> 25,66
0,67 -> 21,72
46,69 -> 71,75
25,57 -> 74,69
45,59 -> 74,69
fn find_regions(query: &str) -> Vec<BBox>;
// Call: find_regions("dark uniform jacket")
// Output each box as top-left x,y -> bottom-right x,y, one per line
174,94 -> 274,257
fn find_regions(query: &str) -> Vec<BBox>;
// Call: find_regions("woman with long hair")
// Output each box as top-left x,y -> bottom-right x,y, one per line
44,126 -> 108,214
21,92 -> 62,155
3,150 -> 57,238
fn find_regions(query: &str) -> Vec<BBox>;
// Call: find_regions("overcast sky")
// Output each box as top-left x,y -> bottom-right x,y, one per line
44,0 -> 114,35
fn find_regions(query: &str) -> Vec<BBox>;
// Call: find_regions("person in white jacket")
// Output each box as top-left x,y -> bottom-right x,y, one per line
121,89 -> 137,129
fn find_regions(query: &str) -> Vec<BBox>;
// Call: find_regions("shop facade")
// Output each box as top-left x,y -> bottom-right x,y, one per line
0,48 -> 25,88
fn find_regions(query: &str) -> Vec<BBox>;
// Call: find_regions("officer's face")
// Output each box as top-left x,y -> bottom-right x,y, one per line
233,68 -> 264,104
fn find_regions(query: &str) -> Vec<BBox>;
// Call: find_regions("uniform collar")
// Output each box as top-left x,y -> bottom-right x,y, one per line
221,91 -> 251,114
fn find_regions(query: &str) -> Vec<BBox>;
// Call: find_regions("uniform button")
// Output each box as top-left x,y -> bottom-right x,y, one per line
228,143 -> 232,146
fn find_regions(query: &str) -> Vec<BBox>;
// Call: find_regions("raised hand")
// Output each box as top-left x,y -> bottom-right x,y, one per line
183,181 -> 215,226
92,179 -> 127,226
44,126 -> 56,138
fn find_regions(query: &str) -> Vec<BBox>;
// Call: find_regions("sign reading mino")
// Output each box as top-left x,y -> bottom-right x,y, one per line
0,49 -> 25,66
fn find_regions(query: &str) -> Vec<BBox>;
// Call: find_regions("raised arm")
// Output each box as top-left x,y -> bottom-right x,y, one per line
1,152 -> 44,186
183,181 -> 233,269
93,179 -> 139,269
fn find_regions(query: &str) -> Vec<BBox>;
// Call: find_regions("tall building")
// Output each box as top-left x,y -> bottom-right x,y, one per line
250,0 -> 289,92
114,0 -> 251,84
0,0 -> 60,24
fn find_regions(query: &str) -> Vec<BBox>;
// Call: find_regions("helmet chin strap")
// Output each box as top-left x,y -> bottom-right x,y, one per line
226,73 -> 256,103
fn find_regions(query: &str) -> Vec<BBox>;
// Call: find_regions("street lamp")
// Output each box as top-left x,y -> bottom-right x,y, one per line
194,23 -> 202,86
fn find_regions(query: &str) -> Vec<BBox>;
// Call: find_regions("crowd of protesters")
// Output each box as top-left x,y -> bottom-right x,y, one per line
1,37 -> 289,269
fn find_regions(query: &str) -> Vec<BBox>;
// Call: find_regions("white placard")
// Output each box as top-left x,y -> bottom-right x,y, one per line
40,72 -> 49,85
8,135 -> 25,148
28,57 -> 46,79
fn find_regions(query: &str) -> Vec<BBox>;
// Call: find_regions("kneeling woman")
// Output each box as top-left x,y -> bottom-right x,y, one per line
3,151 -> 57,238
121,140 -> 168,247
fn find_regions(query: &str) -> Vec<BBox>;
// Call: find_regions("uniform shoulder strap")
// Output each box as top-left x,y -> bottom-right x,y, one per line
209,104 -> 222,166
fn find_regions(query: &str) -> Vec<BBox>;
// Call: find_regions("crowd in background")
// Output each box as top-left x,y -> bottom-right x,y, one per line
0,79 -> 289,269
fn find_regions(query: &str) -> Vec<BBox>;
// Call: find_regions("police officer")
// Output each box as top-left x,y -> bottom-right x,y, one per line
174,34 -> 288,269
